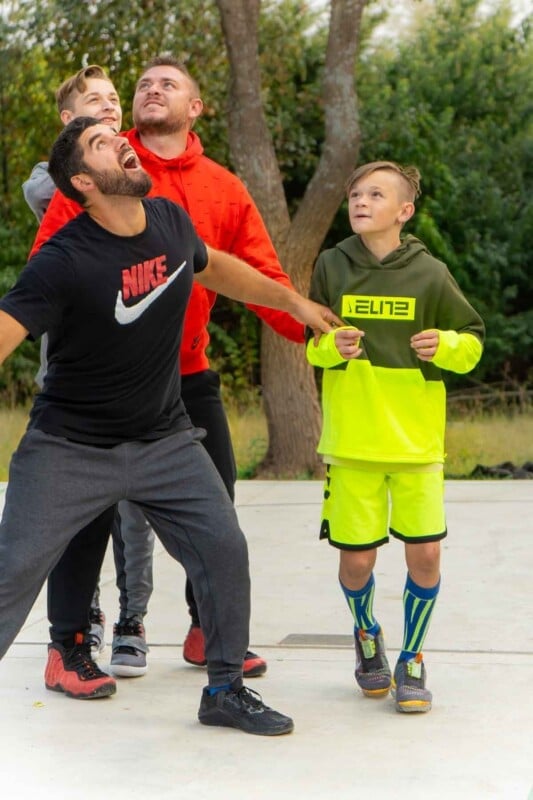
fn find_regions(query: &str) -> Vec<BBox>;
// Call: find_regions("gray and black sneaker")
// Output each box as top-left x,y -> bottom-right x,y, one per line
391,654 -> 432,713
110,616 -> 148,678
87,607 -> 106,660
198,679 -> 294,736
354,627 -> 392,698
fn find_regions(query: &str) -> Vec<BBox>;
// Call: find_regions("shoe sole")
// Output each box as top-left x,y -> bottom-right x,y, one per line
198,712 -> 294,736
45,682 -> 116,699
184,657 -> 267,677
360,685 -> 391,698
183,655 -> 207,667
110,663 -> 147,678
391,683 -> 432,713
394,699 -> 432,713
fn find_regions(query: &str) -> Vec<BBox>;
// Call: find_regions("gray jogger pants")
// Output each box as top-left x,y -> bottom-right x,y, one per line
112,500 -> 155,618
0,427 -> 250,686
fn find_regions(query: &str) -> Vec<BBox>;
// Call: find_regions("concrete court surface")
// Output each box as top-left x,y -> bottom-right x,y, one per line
0,479 -> 532,800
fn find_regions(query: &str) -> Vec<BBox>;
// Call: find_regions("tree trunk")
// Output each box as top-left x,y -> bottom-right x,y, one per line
215,0 -> 366,476
260,326 -> 323,477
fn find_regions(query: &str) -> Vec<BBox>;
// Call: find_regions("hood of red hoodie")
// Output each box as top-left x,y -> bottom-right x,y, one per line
123,128 -> 204,171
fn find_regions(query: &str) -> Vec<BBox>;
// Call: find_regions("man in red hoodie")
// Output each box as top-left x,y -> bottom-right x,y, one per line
31,56 -> 307,696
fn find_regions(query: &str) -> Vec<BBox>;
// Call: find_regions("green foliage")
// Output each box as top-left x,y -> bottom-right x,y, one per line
0,0 -> 531,405
258,1 -> 327,205
207,301 -> 261,407
343,0 -> 533,383
0,17 -> 60,401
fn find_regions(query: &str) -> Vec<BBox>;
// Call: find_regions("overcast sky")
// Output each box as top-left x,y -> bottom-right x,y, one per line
307,0 -> 531,34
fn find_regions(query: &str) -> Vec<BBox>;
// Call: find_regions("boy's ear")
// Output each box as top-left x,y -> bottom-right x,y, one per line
60,109 -> 74,126
397,201 -> 415,224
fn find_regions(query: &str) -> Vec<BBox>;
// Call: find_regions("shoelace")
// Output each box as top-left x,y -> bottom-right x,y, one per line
115,617 -> 144,637
66,646 -> 104,679
233,685 -> 267,711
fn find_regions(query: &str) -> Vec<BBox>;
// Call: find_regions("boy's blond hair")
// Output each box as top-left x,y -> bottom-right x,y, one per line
55,65 -> 112,114
345,161 -> 421,202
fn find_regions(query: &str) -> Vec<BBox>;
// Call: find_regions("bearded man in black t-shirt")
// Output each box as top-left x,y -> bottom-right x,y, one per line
0,116 -> 340,736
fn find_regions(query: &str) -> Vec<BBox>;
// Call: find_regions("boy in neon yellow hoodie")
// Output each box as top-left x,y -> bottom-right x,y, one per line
307,161 -> 484,712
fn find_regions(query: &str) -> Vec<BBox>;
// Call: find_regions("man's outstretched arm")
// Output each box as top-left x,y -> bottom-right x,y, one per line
197,247 -> 342,336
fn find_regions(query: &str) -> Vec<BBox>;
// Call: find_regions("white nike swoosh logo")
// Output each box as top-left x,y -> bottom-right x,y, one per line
114,261 -> 186,325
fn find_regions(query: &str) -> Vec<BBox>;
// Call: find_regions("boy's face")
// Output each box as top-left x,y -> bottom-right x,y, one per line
348,169 -> 413,238
62,78 -> 122,131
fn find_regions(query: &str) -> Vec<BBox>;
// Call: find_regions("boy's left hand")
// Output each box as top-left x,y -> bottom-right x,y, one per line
411,329 -> 439,361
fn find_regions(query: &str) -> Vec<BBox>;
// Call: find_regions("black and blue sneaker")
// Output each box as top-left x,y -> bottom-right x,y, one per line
198,679 -> 294,736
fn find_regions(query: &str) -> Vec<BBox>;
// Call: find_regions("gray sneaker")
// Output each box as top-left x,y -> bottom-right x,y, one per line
87,608 -> 106,660
354,627 -> 392,698
110,616 -> 148,677
391,655 -> 432,713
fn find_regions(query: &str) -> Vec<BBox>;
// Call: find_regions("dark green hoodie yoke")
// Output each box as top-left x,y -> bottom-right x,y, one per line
310,234 -> 484,379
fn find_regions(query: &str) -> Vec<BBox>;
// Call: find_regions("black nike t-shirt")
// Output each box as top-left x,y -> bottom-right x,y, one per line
0,198 -> 208,444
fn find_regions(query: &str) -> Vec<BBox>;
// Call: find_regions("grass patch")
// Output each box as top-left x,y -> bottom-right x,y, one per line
444,411 -> 533,477
226,402 -> 268,479
226,402 -> 533,479
0,406 -> 30,481
1,403 -> 531,481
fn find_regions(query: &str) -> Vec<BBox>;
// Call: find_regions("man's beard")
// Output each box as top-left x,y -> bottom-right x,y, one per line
135,111 -> 188,137
89,166 -> 152,197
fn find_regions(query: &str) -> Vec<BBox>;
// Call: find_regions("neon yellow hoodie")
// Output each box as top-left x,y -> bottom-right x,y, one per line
307,235 -> 484,464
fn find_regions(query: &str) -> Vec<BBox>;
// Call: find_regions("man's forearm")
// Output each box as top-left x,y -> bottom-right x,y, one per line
197,246 -> 341,335
198,247 -> 301,315
0,311 -> 30,367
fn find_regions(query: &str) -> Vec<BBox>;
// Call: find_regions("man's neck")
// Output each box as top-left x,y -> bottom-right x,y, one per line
88,196 -> 147,237
138,128 -> 189,160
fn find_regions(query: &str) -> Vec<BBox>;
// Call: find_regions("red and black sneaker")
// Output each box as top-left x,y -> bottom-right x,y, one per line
44,633 -> 116,699
183,625 -> 267,678
242,651 -> 267,678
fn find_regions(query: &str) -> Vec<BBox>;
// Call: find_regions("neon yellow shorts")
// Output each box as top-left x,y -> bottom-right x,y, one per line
319,464 -> 447,550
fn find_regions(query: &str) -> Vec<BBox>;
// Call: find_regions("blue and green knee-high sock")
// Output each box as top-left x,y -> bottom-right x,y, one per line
399,573 -> 440,662
340,573 -> 380,637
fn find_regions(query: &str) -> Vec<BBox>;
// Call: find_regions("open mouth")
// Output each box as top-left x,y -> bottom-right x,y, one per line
121,151 -> 138,170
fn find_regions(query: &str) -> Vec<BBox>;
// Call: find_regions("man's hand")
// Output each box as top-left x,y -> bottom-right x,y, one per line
289,296 -> 344,336
411,329 -> 439,361
334,326 -> 365,359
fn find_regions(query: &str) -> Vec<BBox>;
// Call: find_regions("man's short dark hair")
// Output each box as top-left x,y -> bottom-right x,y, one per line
139,53 -> 200,96
48,116 -> 100,207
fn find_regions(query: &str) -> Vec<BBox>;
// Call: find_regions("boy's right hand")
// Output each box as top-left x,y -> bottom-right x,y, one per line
334,326 -> 364,359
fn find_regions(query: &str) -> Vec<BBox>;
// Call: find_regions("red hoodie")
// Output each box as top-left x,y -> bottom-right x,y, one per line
30,129 -> 304,375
